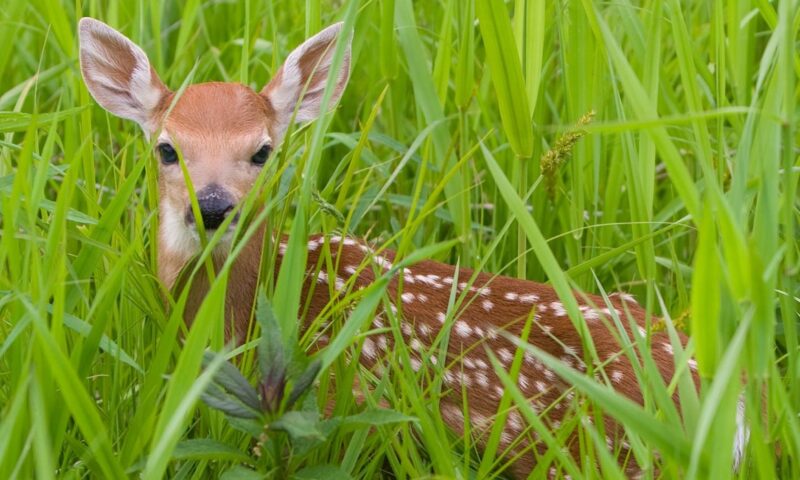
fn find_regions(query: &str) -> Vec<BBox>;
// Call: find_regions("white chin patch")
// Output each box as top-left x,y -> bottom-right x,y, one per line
161,203 -> 236,255
161,202 -> 200,254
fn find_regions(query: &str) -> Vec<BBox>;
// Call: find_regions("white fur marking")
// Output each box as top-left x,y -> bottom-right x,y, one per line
519,293 -> 539,303
455,321 -> 472,338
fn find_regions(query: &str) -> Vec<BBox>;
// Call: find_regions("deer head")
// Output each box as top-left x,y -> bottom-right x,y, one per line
78,17 -> 351,262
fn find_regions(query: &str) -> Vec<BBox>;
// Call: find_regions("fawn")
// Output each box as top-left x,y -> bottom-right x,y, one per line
78,17 -> 744,478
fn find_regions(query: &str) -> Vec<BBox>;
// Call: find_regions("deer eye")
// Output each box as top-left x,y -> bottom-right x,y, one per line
157,143 -> 178,165
251,145 -> 271,165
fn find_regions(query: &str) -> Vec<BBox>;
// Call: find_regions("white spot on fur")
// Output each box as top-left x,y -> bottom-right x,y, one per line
455,321 -> 472,338
473,412 -> 490,429
494,385 -> 504,399
474,370 -> 490,387
377,336 -> 388,351
507,411 -> 524,431
362,338 -> 377,359
550,301 -> 566,316
520,293 -> 539,304
497,348 -> 514,363
611,292 -> 638,304
486,326 -> 499,340
374,255 -> 392,270
334,276 -> 345,290
410,358 -> 422,371
580,305 -> 601,321
416,274 -> 444,288
417,322 -> 431,336
482,299 -> 494,312
401,323 -> 412,336
537,303 -> 548,313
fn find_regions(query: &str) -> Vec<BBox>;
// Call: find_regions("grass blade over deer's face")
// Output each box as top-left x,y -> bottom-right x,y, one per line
78,17 -> 351,256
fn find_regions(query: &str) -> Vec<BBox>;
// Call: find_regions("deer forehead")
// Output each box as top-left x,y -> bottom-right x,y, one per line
160,83 -> 275,151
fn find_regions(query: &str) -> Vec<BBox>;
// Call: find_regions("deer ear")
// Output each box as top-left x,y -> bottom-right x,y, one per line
78,18 -> 169,130
261,22 -> 352,139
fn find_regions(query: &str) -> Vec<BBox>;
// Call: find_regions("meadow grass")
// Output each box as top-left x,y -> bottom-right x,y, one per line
0,0 -> 798,478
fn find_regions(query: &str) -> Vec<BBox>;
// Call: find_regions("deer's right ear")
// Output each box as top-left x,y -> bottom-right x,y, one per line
261,22 -> 352,140
78,18 -> 169,129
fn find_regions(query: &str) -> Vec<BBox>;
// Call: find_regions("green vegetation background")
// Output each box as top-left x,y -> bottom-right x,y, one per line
0,0 -> 797,478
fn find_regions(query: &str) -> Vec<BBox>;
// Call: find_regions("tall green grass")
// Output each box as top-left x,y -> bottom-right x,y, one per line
0,0 -> 798,478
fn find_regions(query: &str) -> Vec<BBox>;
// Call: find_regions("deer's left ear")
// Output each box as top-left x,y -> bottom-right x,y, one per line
78,18 -> 169,130
261,22 -> 352,138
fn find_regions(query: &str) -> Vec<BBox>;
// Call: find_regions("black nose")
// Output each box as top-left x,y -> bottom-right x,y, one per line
185,184 -> 236,230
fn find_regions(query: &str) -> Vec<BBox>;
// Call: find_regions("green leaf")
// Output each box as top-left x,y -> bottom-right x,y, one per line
690,202 -> 720,377
226,417 -> 266,438
0,108 -> 86,132
340,408 -> 417,427
256,293 -> 288,412
52,309 -> 143,373
287,359 -> 322,408
201,382 -> 260,419
220,466 -> 264,480
475,0 -> 533,157
202,351 -> 260,411
127,439 -> 250,473
270,410 -> 340,456
293,465 -> 352,480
